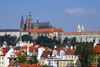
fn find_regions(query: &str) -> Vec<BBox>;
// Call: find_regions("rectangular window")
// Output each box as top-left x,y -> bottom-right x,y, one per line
60,61 -> 62,64
2,57 -> 4,60
95,59 -> 96,63
67,61 -> 69,64
63,61 -> 65,64
70,61 -> 72,64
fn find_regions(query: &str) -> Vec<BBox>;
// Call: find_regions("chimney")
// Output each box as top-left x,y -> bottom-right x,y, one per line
71,46 -> 73,50
54,45 -> 57,49
27,46 -> 29,56
74,46 -> 76,50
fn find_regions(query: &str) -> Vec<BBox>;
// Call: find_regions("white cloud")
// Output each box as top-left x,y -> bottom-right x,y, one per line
63,7 -> 97,16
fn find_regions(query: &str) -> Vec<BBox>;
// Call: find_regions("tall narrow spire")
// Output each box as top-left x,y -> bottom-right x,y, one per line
37,16 -> 39,23
19,30 -> 22,41
20,15 -> 24,31
81,25 -> 84,32
22,15 -> 23,20
28,10 -> 33,20
77,24 -> 81,32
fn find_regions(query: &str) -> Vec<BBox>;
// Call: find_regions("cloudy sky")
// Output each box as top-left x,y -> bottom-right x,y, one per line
0,0 -> 100,32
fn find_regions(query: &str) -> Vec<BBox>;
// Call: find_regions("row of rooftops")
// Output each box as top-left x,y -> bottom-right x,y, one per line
0,29 -> 100,34
1,44 -> 100,57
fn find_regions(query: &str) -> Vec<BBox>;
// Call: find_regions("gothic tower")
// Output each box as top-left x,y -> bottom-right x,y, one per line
81,25 -> 84,32
26,11 -> 33,30
20,15 -> 24,30
77,24 -> 81,32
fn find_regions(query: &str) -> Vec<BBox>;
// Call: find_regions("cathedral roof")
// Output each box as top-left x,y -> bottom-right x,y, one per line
28,28 -> 63,33
0,29 -> 20,32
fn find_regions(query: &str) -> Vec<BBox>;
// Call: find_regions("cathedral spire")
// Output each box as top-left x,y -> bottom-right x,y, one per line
22,15 -> 23,20
28,10 -> 33,20
19,30 -> 22,41
77,24 -> 81,32
81,25 -> 84,32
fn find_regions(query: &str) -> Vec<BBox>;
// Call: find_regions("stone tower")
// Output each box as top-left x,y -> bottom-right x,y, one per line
81,25 -> 84,32
20,15 -> 24,30
26,11 -> 33,30
77,24 -> 81,32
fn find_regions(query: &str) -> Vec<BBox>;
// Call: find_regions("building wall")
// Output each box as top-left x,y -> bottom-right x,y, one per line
65,55 -> 79,65
39,59 -> 48,65
0,51 -> 5,67
89,53 -> 100,67
0,32 -> 20,38
59,60 -> 74,67
62,33 -> 100,43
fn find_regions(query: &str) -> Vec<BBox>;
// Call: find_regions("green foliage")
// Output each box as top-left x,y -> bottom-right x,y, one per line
63,37 -> 76,46
28,55 -> 39,64
75,43 -> 95,67
21,35 -> 33,42
0,34 -> 17,46
35,35 -> 63,49
42,64 -> 49,67
17,53 -> 27,63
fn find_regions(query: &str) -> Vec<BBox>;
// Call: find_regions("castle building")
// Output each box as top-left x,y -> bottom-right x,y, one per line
20,11 -> 52,31
61,24 -> 100,43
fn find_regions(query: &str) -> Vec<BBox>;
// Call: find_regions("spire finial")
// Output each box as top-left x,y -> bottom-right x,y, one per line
37,16 -> 39,23
22,15 -> 23,20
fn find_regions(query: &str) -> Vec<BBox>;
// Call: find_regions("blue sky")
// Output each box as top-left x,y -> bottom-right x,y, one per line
0,0 -> 100,32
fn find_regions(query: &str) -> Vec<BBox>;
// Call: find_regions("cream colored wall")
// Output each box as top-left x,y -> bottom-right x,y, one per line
65,55 -> 78,65
0,51 -> 5,67
38,59 -> 47,65
59,60 -> 74,67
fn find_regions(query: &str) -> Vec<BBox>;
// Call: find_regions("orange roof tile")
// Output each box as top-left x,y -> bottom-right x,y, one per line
28,28 -> 63,33
65,48 -> 75,54
93,45 -> 100,53
0,47 -> 9,56
7,63 -> 42,67
64,31 -> 100,34
14,51 -> 19,56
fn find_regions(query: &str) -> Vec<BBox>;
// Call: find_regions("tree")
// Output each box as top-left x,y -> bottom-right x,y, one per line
75,43 -> 95,67
17,53 -> 27,63
21,35 -> 33,41
63,37 -> 70,44
28,55 -> 39,64
42,64 -> 49,67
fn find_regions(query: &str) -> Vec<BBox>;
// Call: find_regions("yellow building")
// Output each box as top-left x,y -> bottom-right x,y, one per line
90,45 -> 100,67
59,48 -> 79,67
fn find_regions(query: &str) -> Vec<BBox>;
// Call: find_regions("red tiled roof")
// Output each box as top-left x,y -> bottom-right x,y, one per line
65,48 -> 75,54
53,28 -> 63,32
41,51 -> 52,57
14,51 -> 19,56
53,47 -> 65,55
21,46 -> 27,50
93,45 -> 100,53
64,31 -> 100,34
23,28 -> 63,33
0,47 -> 9,56
7,63 -> 42,67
